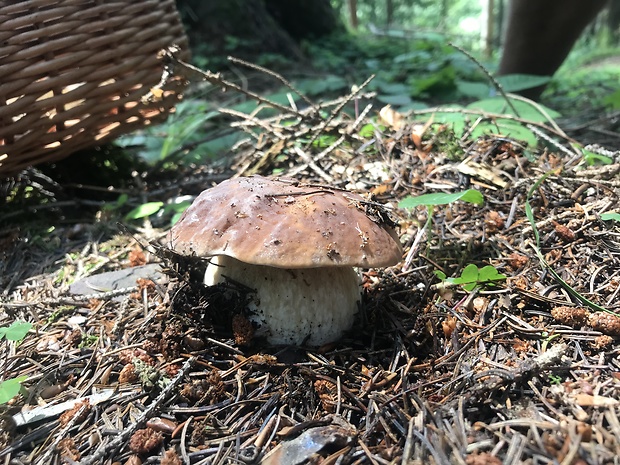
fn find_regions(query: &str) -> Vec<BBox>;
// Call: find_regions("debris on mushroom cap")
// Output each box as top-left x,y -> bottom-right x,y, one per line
169,176 -> 402,268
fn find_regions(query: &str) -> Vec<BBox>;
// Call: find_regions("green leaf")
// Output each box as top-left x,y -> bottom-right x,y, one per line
171,211 -> 184,226
456,80 -> 490,99
463,282 -> 477,292
116,193 -> 129,207
436,264 -> 506,291
192,132 -> 244,163
398,101 -> 429,112
434,270 -> 447,281
524,197 -> 539,246
478,265 -> 507,282
467,97 -> 561,121
459,263 -> 479,283
394,50 -> 433,64
410,66 -> 457,96
470,119 -> 538,147
581,148 -> 613,165
294,75 -> 347,95
160,113 -> 212,160
312,134 -> 339,148
162,201 -> 192,215
601,212 -> 620,222
494,74 -> 552,93
124,202 -> 164,221
426,109 -> 467,137
0,321 -> 32,341
398,189 -> 484,209
359,123 -> 375,138
377,94 -> 413,106
0,376 -> 28,404
603,89 -> 620,109
451,264 -> 479,285
374,81 -> 410,95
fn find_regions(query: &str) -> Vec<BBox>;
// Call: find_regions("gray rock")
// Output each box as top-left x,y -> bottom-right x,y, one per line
69,263 -> 164,300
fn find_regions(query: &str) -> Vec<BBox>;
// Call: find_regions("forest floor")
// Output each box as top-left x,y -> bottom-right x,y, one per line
1,68 -> 620,465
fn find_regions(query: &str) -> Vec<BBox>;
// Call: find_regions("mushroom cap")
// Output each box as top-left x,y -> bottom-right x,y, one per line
169,176 -> 402,268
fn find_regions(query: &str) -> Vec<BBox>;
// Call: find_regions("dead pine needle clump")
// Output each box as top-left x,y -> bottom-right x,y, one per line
1,54 -> 620,465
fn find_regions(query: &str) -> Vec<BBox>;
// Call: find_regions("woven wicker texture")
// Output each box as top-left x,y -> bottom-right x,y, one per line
0,0 -> 189,176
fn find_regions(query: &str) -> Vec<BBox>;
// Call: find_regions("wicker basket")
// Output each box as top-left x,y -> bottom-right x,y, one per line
0,0 -> 189,176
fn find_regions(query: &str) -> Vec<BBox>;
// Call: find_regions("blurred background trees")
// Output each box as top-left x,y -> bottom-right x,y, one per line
175,0 -> 619,66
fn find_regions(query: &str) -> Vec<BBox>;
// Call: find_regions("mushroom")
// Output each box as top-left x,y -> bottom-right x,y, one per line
168,176 -> 402,346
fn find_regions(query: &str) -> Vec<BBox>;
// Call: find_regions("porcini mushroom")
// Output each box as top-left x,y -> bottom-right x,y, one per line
169,176 -> 402,346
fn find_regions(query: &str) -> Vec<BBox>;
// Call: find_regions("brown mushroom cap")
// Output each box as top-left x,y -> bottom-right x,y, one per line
169,176 -> 402,268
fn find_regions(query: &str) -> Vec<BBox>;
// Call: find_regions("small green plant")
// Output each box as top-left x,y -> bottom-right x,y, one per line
124,201 -> 165,221
0,376 -> 28,404
435,264 -> 507,291
398,189 -> 484,210
0,321 -> 32,404
427,96 -> 562,148
101,193 -> 129,215
575,145 -> 613,165
398,189 -> 484,239
0,321 -> 32,341
79,335 -> 99,349
525,171 -> 613,314
604,88 -> 620,109
398,189 -> 485,267
124,199 -> 192,225
134,359 -> 170,390
601,212 -> 620,222
45,306 -> 77,323
116,99 -> 220,165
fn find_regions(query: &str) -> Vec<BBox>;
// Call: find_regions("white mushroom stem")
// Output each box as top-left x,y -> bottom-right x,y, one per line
204,256 -> 361,346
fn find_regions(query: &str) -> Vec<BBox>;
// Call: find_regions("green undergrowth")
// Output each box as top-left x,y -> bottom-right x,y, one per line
0,321 -> 32,404
114,31 -> 617,178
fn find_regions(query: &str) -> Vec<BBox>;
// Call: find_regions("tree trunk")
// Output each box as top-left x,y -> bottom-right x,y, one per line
484,0 -> 495,58
608,0 -> 620,42
386,0 -> 393,28
348,0 -> 358,30
176,0 -> 341,64
265,0 -> 342,40
497,0 -> 506,49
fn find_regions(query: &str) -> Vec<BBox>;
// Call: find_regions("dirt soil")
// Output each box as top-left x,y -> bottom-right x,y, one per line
1,82 -> 620,465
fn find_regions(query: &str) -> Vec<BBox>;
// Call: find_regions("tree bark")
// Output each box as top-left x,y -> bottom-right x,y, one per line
348,0 -> 358,30
176,0 -> 341,63
386,0 -> 393,28
499,0 -> 608,99
265,0 -> 341,40
608,0 -> 620,42
484,0 -> 495,58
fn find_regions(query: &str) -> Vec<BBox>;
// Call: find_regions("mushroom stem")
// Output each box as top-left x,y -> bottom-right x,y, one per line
204,256 -> 361,346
